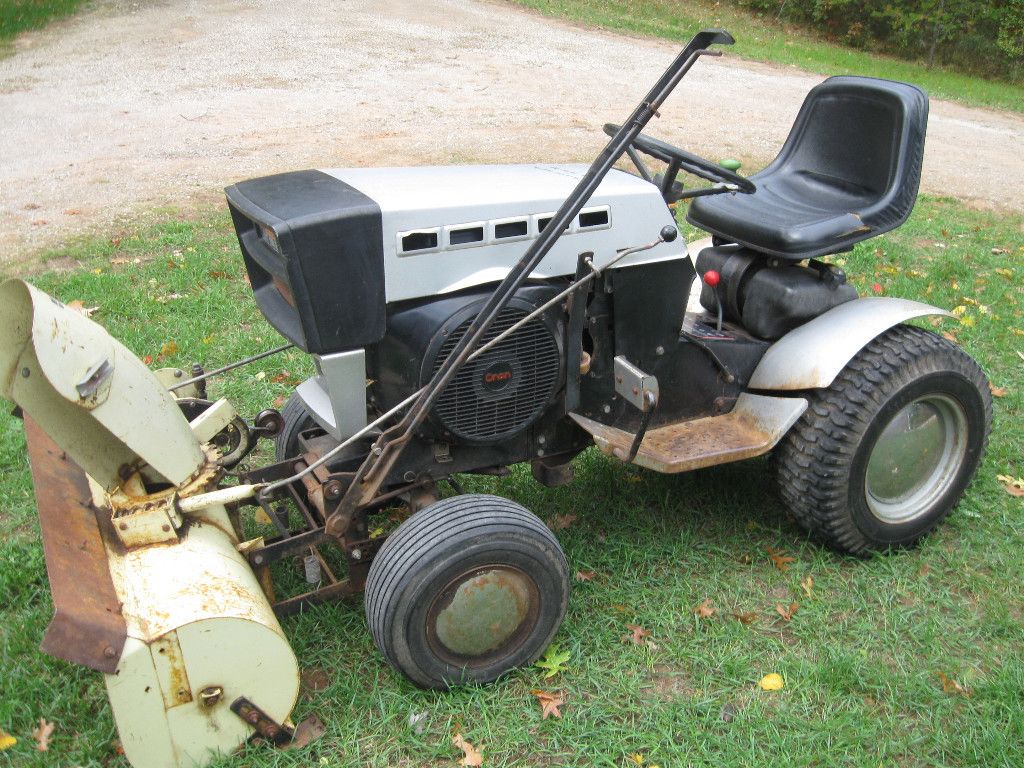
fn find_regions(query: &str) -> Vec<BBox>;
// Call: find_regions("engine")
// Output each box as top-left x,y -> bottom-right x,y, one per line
370,287 -> 564,445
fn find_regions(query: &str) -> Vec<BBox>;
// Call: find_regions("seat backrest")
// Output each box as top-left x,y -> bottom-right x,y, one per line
760,76 -> 929,230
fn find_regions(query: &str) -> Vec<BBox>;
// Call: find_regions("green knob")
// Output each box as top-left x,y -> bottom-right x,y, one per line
720,158 -> 742,171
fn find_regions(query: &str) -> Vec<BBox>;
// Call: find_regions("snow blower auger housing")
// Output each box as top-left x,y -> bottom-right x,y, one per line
5,29 -> 992,768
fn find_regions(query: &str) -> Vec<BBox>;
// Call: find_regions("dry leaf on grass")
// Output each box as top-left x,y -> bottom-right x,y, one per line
989,383 -> 1008,397
731,611 -> 757,625
623,623 -> 651,644
530,690 -> 564,720
622,623 -> 656,648
548,513 -> 577,531
693,598 -> 716,619
996,474 -> 1024,497
766,547 -> 796,572
776,602 -> 799,621
65,299 -> 98,318
800,576 -> 814,598
758,673 -> 785,691
938,672 -> 972,697
32,718 -> 54,752
157,340 -> 179,361
575,570 -> 596,582
452,733 -> 483,766
300,666 -> 331,694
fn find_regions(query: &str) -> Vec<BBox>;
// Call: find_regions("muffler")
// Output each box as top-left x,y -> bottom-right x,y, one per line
0,280 -> 299,768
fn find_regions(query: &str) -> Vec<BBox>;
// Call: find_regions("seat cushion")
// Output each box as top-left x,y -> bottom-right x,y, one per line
688,175 -> 871,260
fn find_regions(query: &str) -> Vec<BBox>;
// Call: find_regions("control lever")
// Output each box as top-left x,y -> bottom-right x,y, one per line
703,269 -> 724,331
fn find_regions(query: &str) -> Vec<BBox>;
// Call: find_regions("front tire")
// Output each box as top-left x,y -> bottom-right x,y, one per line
275,392 -> 318,460
776,325 -> 991,555
365,494 -> 570,689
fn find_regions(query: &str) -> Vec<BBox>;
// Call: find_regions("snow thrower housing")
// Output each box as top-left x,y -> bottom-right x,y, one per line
5,29 -> 992,768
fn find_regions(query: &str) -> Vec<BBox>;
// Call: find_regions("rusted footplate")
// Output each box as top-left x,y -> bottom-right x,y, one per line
569,393 -> 808,473
24,416 -> 127,673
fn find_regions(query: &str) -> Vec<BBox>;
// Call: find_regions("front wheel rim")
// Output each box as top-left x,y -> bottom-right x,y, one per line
425,565 -> 541,668
864,394 -> 969,524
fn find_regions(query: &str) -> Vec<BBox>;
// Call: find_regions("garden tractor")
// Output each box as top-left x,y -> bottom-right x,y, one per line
2,30 -> 992,768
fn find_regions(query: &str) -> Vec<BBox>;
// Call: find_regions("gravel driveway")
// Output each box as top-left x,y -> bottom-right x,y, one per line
2,0 -> 1022,263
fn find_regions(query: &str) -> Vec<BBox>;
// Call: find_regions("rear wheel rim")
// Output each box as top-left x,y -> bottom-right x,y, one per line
426,565 -> 540,668
864,394 -> 968,524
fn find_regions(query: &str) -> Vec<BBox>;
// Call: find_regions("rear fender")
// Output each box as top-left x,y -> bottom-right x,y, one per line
748,297 -> 952,391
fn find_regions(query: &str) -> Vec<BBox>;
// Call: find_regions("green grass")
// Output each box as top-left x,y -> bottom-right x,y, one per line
1,199 -> 1023,766
507,0 -> 1024,112
0,0 -> 89,43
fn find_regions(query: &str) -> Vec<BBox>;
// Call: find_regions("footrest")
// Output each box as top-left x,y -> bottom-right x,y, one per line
570,393 -> 807,474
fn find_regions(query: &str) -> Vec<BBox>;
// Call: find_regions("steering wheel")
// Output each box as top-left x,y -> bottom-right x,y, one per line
605,123 -> 756,197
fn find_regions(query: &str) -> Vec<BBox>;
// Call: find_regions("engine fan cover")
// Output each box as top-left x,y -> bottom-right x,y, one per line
422,297 -> 562,444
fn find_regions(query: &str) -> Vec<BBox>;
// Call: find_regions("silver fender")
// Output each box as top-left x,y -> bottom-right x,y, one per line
748,297 -> 952,391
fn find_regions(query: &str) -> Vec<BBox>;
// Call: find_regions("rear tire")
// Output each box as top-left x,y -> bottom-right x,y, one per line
365,494 -> 570,689
275,392 -> 318,461
775,325 -> 991,555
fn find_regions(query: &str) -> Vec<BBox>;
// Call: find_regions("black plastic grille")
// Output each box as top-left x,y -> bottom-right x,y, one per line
431,307 -> 560,443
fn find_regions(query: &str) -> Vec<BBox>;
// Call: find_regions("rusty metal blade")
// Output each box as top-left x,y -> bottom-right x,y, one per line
25,416 -> 127,673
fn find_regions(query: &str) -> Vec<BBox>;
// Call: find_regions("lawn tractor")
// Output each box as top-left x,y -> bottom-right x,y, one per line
3,29 -> 992,768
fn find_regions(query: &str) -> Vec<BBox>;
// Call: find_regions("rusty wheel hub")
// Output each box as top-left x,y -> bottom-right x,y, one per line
426,566 -> 540,666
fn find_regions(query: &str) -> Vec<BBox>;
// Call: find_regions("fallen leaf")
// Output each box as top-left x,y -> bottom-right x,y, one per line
272,394 -> 287,408
208,270 -> 231,280
766,547 -> 796,572
65,299 -> 98,317
991,247 -> 1009,255
32,718 -> 54,752
530,690 -> 564,719
575,570 -> 596,582
623,624 -> 652,645
942,331 -> 959,342
64,208 -> 81,215
996,474 -> 1024,497
534,644 -> 571,678
32,218 -> 48,226
286,714 -> 325,750
629,754 -> 645,765
871,283 -> 884,294
776,602 -> 799,621
800,575 -> 814,598
731,611 -> 757,625
738,553 -> 753,565
938,672 -> 972,697
300,667 -> 331,694
23,202 -> 40,210
548,513 -> 577,531
142,354 -> 153,365
758,673 -> 784,691
452,733 -> 483,767
157,340 -> 178,361
989,384 -> 1008,397
0,729 -> 16,750
694,598 -> 716,619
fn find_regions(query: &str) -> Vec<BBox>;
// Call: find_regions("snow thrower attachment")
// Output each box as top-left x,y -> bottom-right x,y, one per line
0,280 -> 300,768
5,27 -> 993,768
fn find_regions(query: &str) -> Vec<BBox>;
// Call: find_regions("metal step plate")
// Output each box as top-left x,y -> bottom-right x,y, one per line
570,393 -> 807,474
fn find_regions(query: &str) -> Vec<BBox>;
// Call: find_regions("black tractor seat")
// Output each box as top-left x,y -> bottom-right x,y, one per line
688,76 -> 929,261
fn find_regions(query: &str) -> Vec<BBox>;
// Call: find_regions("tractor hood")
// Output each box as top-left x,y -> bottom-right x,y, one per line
226,163 -> 684,355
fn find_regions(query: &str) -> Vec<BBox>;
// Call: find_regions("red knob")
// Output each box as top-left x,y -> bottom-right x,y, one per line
703,270 -> 721,288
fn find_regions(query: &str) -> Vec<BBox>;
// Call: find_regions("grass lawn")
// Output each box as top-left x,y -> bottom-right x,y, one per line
0,196 -> 1022,766
0,0 -> 89,44
507,0 -> 1024,113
